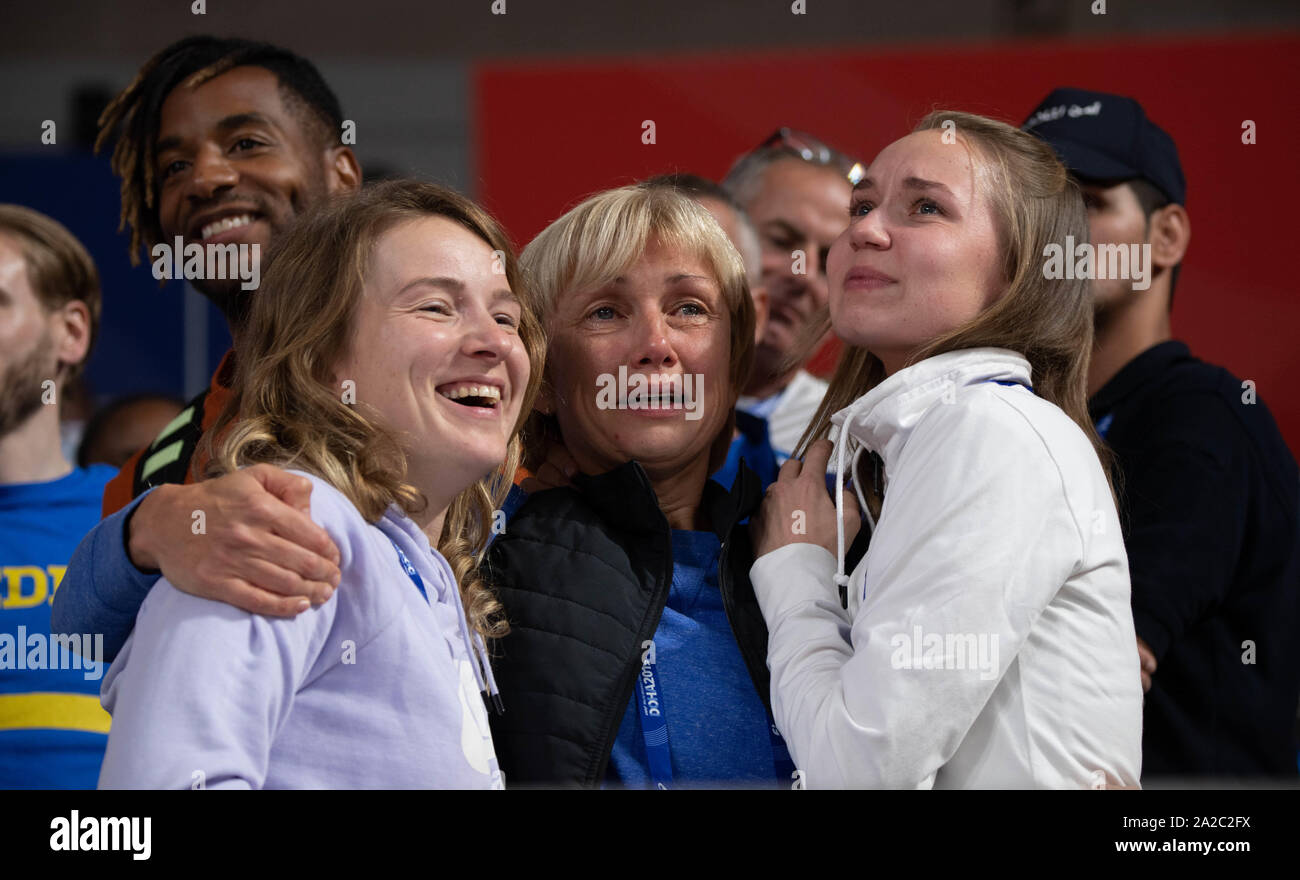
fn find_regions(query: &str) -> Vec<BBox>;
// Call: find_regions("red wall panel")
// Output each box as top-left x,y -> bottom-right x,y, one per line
475,33 -> 1300,456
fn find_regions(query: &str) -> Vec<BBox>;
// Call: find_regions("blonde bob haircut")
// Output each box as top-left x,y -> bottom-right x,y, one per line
796,110 -> 1116,497
200,179 -> 546,640
519,182 -> 756,473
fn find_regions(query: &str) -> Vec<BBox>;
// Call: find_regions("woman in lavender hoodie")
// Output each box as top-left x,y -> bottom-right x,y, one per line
96,180 -> 544,788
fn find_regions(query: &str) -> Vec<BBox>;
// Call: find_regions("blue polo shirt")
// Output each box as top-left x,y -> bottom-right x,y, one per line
605,528 -> 783,788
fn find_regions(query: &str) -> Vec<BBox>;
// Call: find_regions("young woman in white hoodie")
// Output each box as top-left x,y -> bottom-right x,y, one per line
750,111 -> 1143,789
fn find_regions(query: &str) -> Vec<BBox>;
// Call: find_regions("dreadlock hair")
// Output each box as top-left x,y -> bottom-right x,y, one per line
95,35 -> 345,264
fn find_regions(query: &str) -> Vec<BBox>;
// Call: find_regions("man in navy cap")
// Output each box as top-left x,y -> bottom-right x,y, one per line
1025,87 -> 1299,780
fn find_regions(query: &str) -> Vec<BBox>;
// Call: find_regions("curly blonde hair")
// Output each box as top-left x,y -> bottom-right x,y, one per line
199,179 -> 545,640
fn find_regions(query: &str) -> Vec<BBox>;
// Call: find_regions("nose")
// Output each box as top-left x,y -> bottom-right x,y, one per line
187,144 -> 238,201
460,308 -> 517,364
848,207 -> 890,252
633,311 -> 678,369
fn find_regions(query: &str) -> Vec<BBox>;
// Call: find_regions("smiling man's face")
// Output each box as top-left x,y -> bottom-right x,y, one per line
153,65 -> 354,319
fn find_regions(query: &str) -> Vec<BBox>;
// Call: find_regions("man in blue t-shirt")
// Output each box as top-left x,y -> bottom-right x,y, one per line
0,204 -> 114,788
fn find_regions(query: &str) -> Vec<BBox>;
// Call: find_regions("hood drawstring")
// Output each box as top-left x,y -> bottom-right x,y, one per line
439,546 -> 504,716
475,632 -> 505,715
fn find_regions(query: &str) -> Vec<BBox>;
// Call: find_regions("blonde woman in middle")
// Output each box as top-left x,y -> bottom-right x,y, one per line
482,183 -> 793,789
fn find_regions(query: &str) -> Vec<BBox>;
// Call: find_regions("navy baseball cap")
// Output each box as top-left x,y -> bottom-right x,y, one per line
1022,87 -> 1185,206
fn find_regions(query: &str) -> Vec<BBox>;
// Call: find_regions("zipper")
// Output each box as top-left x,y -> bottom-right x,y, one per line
587,464 -> 674,787
717,502 -> 772,713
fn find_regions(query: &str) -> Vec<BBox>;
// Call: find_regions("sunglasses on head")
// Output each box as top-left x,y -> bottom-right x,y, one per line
758,127 -> 866,185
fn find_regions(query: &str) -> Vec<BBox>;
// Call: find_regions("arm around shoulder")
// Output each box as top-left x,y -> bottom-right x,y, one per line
97,473 -> 361,789
51,489 -> 163,662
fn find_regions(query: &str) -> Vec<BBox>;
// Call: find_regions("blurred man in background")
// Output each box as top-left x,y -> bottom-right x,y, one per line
722,128 -> 859,462
1026,87 -> 1300,780
77,393 -> 184,469
0,205 -> 112,788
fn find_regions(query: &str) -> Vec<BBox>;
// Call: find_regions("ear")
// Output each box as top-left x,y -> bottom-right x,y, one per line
324,146 -> 362,195
1149,203 -> 1190,272
53,300 -> 91,376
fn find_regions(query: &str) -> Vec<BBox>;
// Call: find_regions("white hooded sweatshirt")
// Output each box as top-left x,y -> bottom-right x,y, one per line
750,348 -> 1143,789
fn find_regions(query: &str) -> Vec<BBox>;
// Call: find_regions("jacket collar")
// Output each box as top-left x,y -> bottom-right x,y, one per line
831,347 -> 1032,475
571,460 -> 665,535
1088,340 -> 1189,419
703,459 -> 763,542
377,502 -> 499,712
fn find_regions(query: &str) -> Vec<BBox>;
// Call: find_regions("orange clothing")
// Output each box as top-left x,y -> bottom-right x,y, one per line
101,351 -> 237,517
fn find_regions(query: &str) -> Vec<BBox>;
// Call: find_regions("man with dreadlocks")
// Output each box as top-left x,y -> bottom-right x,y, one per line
53,37 -> 359,662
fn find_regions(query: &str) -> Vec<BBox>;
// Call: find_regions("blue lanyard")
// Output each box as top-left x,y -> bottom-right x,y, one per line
388,537 -> 429,604
1096,411 -> 1114,439
988,379 -> 1035,393
635,654 -> 672,789
634,651 -> 797,790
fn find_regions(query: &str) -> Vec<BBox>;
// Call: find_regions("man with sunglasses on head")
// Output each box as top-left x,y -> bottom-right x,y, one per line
722,129 -> 862,466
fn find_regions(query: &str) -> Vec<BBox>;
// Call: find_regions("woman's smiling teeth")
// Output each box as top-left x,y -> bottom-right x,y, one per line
438,384 -> 502,407
200,214 -> 255,240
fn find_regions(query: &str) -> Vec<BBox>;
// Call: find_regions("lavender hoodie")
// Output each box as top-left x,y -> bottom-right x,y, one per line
97,471 -> 503,789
